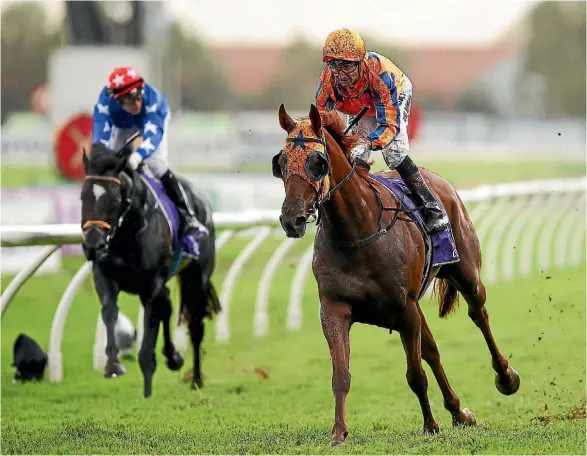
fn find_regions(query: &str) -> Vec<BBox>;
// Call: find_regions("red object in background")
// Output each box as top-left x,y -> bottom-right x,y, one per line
408,100 -> 423,142
54,112 -> 93,182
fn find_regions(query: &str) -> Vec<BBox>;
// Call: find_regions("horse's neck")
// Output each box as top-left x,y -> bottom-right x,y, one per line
320,138 -> 379,241
120,173 -> 148,234
111,177 -> 153,255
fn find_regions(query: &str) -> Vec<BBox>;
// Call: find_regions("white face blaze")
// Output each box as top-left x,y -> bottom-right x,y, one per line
92,184 -> 106,201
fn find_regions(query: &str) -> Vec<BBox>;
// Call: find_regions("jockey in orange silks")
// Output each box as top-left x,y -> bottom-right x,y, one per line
315,28 -> 448,232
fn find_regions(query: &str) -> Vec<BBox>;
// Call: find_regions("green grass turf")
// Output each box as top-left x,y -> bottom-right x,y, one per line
1,235 -> 585,454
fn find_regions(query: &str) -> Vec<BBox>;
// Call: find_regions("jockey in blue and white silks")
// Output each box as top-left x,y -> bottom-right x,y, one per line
92,66 -> 208,256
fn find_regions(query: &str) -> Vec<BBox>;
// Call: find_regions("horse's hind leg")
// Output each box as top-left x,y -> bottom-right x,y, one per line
419,307 -> 476,427
179,265 -> 206,389
399,300 -> 439,434
444,261 -> 520,395
158,286 -> 184,372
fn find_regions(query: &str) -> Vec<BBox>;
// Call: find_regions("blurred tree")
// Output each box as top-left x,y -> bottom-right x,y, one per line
245,37 -> 323,111
168,24 -> 235,111
524,2 -> 586,116
456,83 -> 499,114
1,3 -> 63,123
360,33 -> 410,72
248,34 -> 409,111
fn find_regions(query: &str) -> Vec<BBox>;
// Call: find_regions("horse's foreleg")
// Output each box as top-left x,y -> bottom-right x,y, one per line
137,302 -> 161,398
399,301 -> 439,434
158,287 -> 184,372
419,307 -> 476,427
320,299 -> 352,446
447,264 -> 520,396
93,267 -> 125,378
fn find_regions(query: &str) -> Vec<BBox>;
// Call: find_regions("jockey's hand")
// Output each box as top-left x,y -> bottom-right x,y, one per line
350,143 -> 370,160
127,151 -> 143,170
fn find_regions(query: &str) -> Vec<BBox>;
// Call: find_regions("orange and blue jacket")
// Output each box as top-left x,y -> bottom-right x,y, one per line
315,51 -> 406,151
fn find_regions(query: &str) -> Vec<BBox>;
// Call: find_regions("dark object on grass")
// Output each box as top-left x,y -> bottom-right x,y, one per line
12,333 -> 47,382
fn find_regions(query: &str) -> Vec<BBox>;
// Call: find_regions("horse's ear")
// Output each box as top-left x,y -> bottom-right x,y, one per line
278,103 -> 295,133
82,147 -> 89,171
309,104 -> 322,135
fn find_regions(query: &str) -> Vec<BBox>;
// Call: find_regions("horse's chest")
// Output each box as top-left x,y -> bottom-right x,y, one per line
313,250 -> 407,328
102,255 -> 167,294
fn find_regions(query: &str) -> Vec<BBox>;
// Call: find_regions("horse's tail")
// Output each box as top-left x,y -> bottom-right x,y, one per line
433,278 -> 460,318
204,280 -> 222,319
176,276 -> 222,326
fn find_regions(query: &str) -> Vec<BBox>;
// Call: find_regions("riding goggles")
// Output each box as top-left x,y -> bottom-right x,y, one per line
327,60 -> 360,74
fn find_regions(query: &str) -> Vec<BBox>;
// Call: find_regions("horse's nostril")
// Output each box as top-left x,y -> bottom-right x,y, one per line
295,216 -> 306,228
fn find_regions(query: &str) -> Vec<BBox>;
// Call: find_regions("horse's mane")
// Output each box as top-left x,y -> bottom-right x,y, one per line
320,110 -> 362,157
294,110 -> 362,158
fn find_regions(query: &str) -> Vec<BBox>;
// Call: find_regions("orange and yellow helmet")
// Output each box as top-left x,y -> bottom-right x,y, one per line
322,28 -> 366,63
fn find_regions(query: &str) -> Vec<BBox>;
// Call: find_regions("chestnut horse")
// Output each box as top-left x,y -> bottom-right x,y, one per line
272,104 -> 520,446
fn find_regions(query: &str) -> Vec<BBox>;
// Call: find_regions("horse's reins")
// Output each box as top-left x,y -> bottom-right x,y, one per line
291,107 -> 423,250
82,131 -> 141,238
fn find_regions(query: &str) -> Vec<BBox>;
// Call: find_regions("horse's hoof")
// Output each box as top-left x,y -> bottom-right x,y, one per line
495,366 -> 520,395
423,422 -> 440,435
104,362 -> 126,378
165,351 -> 184,371
191,378 -> 204,390
453,408 -> 476,427
329,440 -> 345,447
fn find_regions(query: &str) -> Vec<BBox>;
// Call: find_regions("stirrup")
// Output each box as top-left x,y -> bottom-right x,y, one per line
184,217 -> 209,240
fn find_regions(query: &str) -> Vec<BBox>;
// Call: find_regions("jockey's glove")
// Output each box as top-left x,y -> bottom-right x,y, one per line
127,151 -> 143,170
350,143 -> 370,160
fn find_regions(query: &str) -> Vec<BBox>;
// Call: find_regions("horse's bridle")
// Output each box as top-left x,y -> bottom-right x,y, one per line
282,133 -> 420,250
282,134 -> 356,216
82,174 -> 134,250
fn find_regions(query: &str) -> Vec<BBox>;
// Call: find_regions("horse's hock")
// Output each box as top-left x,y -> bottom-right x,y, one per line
0,177 -> 585,382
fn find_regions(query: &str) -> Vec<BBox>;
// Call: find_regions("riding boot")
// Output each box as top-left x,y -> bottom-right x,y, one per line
159,169 -> 209,242
395,156 -> 449,232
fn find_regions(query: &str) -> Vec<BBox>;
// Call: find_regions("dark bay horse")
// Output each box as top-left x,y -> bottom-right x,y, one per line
273,104 -> 520,445
81,141 -> 221,398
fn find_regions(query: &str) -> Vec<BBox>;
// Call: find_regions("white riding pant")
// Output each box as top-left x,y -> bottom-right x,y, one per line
109,114 -> 171,178
346,76 -> 413,169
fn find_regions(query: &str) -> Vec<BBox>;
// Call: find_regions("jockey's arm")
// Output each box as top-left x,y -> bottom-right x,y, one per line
366,70 -> 400,151
92,88 -> 114,147
315,67 -> 337,112
127,106 -> 168,170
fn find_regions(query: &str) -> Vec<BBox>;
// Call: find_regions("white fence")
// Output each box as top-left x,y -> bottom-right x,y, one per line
1,178 -> 585,383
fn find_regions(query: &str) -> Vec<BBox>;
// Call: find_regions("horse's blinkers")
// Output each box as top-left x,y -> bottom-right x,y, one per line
272,151 -> 286,179
271,148 -> 329,182
305,151 -> 329,182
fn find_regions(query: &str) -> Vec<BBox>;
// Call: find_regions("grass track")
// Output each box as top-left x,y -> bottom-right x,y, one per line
1,246 -> 585,454
1,156 -> 585,453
